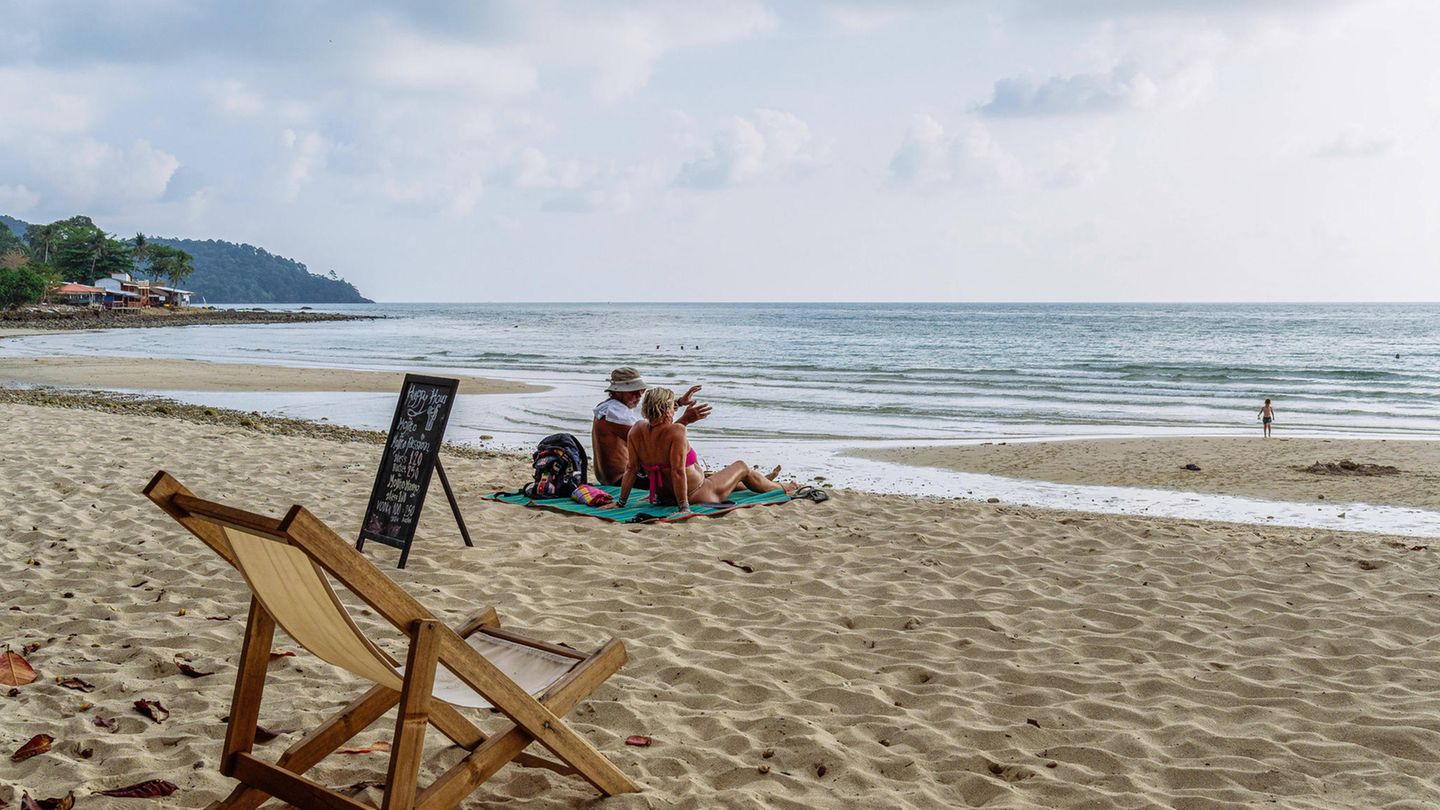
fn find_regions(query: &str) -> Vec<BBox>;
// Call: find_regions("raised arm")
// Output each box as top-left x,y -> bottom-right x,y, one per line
676,385 -> 710,426
676,401 -> 711,426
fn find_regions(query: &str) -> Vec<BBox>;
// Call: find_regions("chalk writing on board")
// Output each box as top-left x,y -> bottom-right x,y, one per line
359,375 -> 459,547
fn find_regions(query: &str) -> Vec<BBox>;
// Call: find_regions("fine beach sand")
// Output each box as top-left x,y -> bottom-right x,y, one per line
857,436 -> 1440,512
4,402 -> 1440,807
0,356 -> 547,395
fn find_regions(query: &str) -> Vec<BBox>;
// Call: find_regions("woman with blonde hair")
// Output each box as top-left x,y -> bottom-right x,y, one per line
612,386 -> 793,513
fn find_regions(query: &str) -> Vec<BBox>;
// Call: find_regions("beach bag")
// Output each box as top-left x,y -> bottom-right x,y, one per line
570,483 -> 613,507
523,433 -> 589,499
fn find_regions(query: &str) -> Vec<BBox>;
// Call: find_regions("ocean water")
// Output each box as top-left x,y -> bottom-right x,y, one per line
6,302 -> 1439,535
11,302 -> 1439,437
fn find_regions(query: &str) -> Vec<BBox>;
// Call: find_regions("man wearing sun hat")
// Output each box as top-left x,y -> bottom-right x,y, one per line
591,367 -> 709,486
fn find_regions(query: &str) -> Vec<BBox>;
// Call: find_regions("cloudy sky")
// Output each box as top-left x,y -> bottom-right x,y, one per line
2,1 -> 1437,302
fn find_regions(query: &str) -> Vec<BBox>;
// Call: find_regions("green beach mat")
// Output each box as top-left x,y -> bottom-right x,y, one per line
482,484 -> 794,524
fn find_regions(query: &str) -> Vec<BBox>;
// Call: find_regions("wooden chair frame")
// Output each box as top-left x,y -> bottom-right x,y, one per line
144,471 -> 639,809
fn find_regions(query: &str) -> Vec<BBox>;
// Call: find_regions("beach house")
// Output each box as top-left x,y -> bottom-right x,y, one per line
52,282 -> 107,307
149,285 -> 193,307
94,273 -> 149,308
91,273 -> 191,309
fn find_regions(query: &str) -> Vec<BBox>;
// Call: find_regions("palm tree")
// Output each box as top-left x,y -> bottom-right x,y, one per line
132,232 -> 149,276
148,244 -> 196,290
81,230 -> 108,276
23,223 -> 59,265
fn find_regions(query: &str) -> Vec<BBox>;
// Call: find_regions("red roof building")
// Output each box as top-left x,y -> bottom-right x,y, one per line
53,283 -> 107,306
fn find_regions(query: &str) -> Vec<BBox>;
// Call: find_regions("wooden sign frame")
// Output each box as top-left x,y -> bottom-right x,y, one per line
356,373 -> 473,568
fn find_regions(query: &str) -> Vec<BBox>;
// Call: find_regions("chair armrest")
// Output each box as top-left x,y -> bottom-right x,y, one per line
455,607 -> 500,638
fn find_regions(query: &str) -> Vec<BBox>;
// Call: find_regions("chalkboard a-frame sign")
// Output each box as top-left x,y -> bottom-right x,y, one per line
356,374 -> 473,568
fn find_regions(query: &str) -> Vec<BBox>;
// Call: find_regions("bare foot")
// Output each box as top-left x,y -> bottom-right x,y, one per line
767,465 -> 782,480
781,481 -> 799,494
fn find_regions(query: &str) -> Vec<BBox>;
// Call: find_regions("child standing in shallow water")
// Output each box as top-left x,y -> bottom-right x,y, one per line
1258,398 -> 1275,438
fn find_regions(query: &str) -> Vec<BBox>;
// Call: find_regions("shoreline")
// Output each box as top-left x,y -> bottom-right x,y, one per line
0,386 -> 502,459
4,328 -> 1436,534
854,435 -> 1440,512
0,305 -> 376,332
0,356 -> 548,394
5,384 -> 1436,540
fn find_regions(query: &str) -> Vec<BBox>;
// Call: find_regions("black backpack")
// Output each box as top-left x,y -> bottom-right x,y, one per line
523,433 -> 589,499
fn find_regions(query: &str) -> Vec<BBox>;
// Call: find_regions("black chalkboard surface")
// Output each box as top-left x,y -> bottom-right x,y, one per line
356,374 -> 472,568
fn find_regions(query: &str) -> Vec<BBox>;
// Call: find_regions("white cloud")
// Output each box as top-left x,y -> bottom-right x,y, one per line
181,189 -> 210,225
489,149 -> 660,214
1314,131 -> 1394,159
363,25 -> 537,100
279,129 -> 330,200
23,137 -> 180,211
493,147 -> 593,190
0,184 -> 40,214
826,6 -> 905,32
206,79 -> 312,123
978,20 -> 1227,119
0,69 -> 105,136
888,115 -> 1113,191
541,188 -> 628,214
888,115 -> 1020,190
209,79 -> 266,117
364,146 -> 489,219
522,3 -> 779,101
979,62 -> 1159,116
674,109 -> 823,189
1040,133 -> 1114,188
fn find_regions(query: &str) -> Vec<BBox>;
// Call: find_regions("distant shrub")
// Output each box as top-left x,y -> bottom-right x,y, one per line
0,266 -> 48,307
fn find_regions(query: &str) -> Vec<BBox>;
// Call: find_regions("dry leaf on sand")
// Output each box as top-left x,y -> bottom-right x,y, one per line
0,649 -> 37,687
133,699 -> 170,723
11,733 -> 53,762
20,793 -> 74,810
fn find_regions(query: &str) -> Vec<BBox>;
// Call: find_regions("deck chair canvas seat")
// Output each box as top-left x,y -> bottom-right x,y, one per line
224,524 -> 578,710
144,471 -> 639,810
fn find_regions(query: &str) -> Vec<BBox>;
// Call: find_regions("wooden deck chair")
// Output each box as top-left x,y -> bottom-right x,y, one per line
143,471 -> 639,810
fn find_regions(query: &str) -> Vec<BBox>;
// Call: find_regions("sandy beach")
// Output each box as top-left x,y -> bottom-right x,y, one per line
4,400 -> 1439,808
857,436 -> 1440,512
0,356 -> 547,394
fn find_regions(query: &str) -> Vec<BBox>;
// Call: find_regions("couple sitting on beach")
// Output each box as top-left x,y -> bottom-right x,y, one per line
591,367 -> 795,513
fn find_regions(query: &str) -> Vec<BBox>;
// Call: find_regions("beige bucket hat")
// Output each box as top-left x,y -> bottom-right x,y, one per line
605,367 -> 647,392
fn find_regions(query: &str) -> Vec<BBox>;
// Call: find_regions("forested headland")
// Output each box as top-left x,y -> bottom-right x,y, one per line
1,214 -> 372,305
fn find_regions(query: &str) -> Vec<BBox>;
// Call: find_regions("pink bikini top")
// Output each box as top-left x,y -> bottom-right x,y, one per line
643,448 -> 698,505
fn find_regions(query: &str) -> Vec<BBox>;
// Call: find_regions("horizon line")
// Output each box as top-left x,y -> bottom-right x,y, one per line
324,299 -> 1440,306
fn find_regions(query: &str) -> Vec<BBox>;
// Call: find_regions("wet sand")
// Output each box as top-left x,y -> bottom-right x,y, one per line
0,356 -> 547,394
855,436 -> 1440,511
